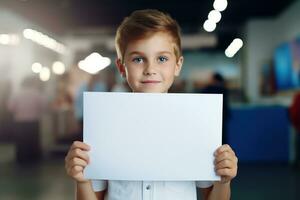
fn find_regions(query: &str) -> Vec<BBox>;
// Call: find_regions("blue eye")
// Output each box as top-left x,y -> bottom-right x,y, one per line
132,57 -> 144,64
158,56 -> 168,63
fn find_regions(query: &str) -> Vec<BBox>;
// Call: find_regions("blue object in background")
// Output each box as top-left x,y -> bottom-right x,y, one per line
274,43 -> 295,90
292,37 -> 300,87
227,106 -> 290,162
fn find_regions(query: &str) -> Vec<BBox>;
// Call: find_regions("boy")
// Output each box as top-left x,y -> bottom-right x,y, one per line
65,9 -> 238,200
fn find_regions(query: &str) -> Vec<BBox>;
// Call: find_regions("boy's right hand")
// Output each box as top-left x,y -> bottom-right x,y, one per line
65,141 -> 90,183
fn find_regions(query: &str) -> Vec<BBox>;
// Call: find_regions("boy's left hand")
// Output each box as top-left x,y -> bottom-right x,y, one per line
214,144 -> 238,184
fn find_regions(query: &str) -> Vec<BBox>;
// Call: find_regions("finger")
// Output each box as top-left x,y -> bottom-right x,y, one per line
214,144 -> 234,156
67,148 -> 90,164
214,151 -> 236,164
65,141 -> 90,162
215,159 -> 235,170
216,168 -> 234,177
68,166 -> 83,178
70,141 -> 90,151
69,157 -> 88,168
72,165 -> 84,174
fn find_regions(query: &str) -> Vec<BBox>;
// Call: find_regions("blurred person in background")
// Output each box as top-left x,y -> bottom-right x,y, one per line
195,72 -> 230,144
0,79 -> 13,140
289,91 -> 300,167
7,76 -> 47,164
52,73 -> 73,110
52,72 -> 77,143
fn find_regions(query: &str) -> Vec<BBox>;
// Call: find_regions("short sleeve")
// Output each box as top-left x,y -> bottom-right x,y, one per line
196,181 -> 213,188
90,180 -> 108,192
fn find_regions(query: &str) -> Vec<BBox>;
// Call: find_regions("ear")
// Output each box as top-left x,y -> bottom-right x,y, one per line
115,58 -> 126,78
174,56 -> 184,77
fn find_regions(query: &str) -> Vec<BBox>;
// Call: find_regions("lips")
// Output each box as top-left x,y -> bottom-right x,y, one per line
141,80 -> 161,84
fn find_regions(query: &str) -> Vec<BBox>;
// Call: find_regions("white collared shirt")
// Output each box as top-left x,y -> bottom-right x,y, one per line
91,180 -> 213,200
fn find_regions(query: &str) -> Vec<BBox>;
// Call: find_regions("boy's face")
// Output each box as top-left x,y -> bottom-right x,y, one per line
116,32 -> 183,93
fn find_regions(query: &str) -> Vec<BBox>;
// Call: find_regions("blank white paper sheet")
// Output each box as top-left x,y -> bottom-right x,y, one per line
83,92 -> 222,181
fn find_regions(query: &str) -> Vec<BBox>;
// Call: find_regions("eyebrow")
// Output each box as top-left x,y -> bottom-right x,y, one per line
128,51 -> 173,56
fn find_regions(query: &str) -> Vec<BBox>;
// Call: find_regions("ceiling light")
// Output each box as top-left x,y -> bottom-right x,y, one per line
213,0 -> 228,12
39,67 -> 51,81
0,34 -> 20,45
23,28 -> 66,54
208,10 -> 222,23
203,20 -> 217,32
32,62 -> 42,73
225,38 -> 244,58
78,52 -> 111,74
52,61 -> 65,75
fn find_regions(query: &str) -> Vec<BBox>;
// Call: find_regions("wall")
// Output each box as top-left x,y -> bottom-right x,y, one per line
244,0 -> 300,102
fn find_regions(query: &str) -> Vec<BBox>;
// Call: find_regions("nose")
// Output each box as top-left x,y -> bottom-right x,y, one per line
143,62 -> 156,76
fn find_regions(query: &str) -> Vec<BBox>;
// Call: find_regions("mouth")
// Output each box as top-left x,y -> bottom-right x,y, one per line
141,80 -> 161,84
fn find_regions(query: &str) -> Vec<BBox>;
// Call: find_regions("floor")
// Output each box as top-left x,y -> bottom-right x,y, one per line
1,155 -> 300,200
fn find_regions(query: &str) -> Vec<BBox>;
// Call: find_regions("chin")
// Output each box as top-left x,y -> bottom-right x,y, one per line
135,88 -> 167,93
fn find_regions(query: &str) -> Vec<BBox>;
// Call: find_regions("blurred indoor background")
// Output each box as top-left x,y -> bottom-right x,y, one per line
0,0 -> 300,199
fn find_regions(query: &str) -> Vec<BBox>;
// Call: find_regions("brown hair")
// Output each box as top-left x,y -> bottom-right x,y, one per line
115,9 -> 182,63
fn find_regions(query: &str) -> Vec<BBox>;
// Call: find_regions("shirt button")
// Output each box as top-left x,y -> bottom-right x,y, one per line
146,185 -> 151,190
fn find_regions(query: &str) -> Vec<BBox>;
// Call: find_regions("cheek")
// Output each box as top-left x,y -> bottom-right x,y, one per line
163,64 -> 177,77
127,67 -> 139,77
126,68 -> 140,84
